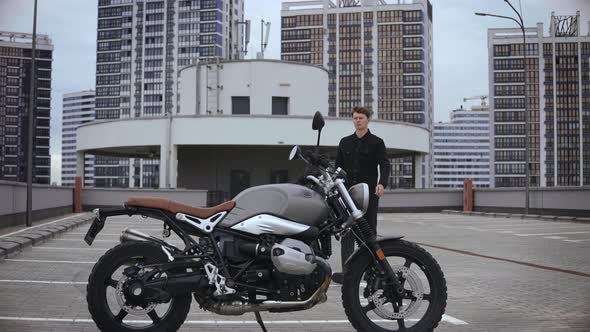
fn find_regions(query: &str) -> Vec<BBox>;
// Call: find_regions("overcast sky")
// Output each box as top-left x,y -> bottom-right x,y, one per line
0,0 -> 588,184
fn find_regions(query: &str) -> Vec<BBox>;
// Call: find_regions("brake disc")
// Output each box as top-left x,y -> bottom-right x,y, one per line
115,276 -> 157,317
367,266 -> 424,319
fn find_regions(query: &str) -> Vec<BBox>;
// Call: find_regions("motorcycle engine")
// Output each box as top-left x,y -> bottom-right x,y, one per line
271,239 -> 317,275
217,236 -> 328,303
269,238 -> 326,304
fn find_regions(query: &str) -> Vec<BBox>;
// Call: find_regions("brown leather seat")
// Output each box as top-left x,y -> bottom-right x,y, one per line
126,197 -> 236,219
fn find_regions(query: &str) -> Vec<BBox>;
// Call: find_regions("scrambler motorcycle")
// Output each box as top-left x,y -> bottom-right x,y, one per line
84,112 -> 447,332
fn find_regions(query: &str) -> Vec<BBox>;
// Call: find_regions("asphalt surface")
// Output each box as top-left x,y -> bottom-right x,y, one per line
0,212 -> 588,332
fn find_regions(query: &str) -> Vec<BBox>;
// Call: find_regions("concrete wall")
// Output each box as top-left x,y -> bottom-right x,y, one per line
474,187 -> 590,217
377,187 -> 590,216
0,180 -> 73,227
82,187 -> 208,209
3,179 -> 590,222
379,188 -> 463,212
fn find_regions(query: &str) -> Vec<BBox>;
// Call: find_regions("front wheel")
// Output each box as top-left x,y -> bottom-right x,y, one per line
87,241 -> 191,332
342,240 -> 447,332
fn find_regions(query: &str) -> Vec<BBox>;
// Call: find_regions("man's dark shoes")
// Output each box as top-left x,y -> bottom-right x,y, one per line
332,272 -> 344,285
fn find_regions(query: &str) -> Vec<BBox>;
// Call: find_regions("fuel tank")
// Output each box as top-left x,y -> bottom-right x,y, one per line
219,184 -> 330,228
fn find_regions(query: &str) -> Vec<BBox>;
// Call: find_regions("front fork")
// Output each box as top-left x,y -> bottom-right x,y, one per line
353,218 -> 405,298
334,179 -> 405,297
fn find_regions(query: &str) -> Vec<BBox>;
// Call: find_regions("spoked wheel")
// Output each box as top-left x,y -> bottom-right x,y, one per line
342,240 -> 447,332
87,242 -> 191,332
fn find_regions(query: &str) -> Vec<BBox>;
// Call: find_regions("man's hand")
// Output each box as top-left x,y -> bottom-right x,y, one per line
375,184 -> 385,198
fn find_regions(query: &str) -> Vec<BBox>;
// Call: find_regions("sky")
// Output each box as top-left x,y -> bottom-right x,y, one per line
0,0 -> 589,184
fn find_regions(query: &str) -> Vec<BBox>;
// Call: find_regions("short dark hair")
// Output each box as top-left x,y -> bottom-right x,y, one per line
352,106 -> 372,119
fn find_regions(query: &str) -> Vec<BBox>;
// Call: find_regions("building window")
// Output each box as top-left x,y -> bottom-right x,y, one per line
272,97 -> 289,115
232,96 -> 250,115
270,170 -> 288,184
230,170 -> 250,197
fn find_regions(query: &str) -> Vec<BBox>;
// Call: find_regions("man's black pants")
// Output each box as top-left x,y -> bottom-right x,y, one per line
340,193 -> 379,269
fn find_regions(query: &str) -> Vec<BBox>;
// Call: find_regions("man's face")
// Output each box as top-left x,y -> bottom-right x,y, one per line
353,112 -> 369,131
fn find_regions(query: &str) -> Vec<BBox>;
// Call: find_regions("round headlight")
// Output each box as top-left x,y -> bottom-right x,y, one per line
348,183 -> 369,215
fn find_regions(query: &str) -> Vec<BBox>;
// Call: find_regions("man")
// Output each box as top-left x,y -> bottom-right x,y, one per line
332,106 -> 390,285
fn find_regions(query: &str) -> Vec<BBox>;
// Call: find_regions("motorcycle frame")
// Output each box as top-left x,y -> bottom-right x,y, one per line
87,205 -> 329,298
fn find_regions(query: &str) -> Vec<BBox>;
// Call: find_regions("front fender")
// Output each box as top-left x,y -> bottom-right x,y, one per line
343,235 -> 404,268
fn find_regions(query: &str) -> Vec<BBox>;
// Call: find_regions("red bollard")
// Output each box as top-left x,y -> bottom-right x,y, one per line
74,176 -> 82,213
463,178 -> 473,212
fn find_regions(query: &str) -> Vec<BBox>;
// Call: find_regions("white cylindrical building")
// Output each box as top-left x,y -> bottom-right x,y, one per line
76,59 -> 429,200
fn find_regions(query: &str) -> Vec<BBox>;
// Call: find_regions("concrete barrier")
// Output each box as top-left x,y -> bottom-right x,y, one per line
0,180 -> 73,228
474,186 -> 590,217
82,187 -> 208,210
379,188 -> 463,212
2,179 -> 590,225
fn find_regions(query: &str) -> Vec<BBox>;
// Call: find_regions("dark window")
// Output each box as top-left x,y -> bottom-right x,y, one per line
230,170 -> 250,198
272,97 -> 289,115
232,96 -> 250,115
270,170 -> 288,184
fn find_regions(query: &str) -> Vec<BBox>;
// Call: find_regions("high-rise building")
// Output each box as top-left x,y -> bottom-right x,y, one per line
95,0 -> 245,187
0,31 -> 53,184
280,0 -> 433,188
488,12 -> 590,187
61,90 -> 95,187
432,103 -> 491,188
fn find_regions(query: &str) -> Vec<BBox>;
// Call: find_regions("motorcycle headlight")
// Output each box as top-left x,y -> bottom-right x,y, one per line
348,183 -> 369,215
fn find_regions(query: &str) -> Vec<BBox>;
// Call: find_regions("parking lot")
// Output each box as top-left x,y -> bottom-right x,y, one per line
0,212 -> 589,332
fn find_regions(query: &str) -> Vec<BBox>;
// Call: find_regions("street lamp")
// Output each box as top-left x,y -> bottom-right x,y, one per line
26,0 -> 39,227
476,0 -> 530,215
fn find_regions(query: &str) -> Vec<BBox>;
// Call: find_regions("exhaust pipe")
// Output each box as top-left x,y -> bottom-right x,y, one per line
205,257 -> 332,315
120,228 -> 176,250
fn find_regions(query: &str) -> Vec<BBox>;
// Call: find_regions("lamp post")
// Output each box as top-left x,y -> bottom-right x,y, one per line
26,0 -> 39,227
476,0 -> 530,215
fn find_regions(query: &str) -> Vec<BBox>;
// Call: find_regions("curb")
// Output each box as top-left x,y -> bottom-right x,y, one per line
0,213 -> 95,260
440,209 -> 590,223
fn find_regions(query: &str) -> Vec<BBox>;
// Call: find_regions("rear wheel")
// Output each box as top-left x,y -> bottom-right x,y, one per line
87,242 -> 191,332
342,240 -> 447,332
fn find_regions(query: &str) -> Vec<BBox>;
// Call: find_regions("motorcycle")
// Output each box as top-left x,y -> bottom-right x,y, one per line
84,111 -> 447,332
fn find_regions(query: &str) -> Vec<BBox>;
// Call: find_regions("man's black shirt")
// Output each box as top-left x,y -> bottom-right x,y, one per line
335,129 -> 390,189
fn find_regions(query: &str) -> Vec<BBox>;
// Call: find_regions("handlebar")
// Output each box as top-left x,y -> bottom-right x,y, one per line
296,148 -> 347,189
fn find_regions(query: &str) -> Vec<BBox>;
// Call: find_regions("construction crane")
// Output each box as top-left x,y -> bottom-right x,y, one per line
463,95 -> 488,106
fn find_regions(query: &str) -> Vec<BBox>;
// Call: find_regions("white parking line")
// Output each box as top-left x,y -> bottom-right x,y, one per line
514,231 -> 590,237
0,280 -> 87,285
482,225 -> 590,231
32,247 -> 106,251
0,214 -> 84,239
543,236 -> 567,239
52,239 -> 118,243
0,314 -> 468,325
442,314 -> 469,325
3,259 -> 95,264
563,239 -> 590,243
68,232 -> 122,236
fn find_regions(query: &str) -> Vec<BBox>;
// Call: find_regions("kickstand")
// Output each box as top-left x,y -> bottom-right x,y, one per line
254,311 -> 268,332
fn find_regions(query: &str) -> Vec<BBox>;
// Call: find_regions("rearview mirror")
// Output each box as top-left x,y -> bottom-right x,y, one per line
289,145 -> 300,161
312,111 -> 325,131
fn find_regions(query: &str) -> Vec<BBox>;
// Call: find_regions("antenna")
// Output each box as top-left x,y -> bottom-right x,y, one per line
258,19 -> 271,58
263,21 -> 271,52
235,19 -> 251,58
245,19 -> 251,49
